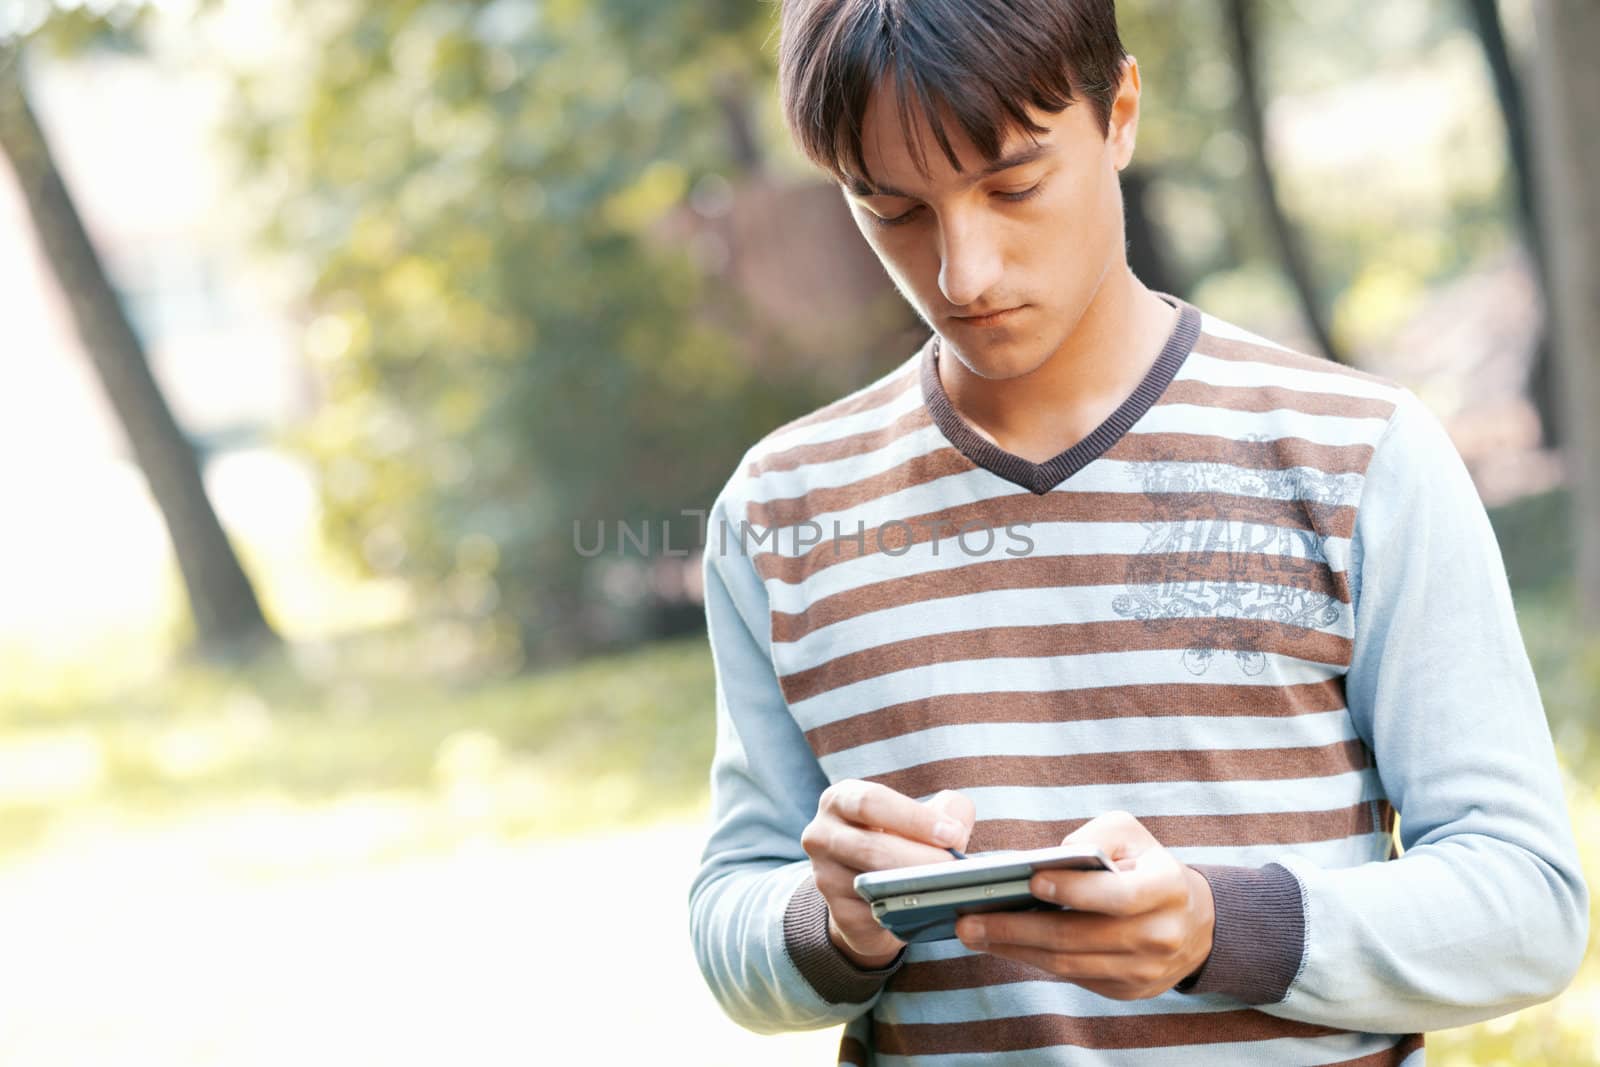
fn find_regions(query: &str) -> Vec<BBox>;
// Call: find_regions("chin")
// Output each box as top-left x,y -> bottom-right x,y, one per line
945,340 -> 1051,381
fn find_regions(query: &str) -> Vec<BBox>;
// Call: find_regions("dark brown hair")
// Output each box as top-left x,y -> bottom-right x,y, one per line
779,0 -> 1127,189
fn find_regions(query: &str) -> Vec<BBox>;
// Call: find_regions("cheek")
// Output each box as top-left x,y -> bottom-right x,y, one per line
863,232 -> 937,304
861,246 -> 932,316
1036,168 -> 1124,266
1091,163 -> 1126,238
1046,168 -> 1114,234
1021,186 -> 1090,262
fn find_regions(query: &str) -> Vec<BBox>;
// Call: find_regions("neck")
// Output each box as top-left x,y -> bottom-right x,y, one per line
937,267 -> 1178,455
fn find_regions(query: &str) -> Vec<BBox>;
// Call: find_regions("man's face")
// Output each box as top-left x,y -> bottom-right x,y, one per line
844,60 -> 1141,381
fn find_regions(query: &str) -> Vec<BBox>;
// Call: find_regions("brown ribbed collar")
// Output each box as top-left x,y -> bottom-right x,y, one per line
920,292 -> 1201,495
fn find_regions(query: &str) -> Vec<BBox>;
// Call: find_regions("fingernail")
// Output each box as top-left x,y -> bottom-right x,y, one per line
1034,878 -> 1056,901
933,819 -> 962,847
962,919 -> 986,942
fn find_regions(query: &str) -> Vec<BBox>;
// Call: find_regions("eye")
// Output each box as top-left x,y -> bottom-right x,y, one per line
995,181 -> 1045,204
870,203 -> 923,228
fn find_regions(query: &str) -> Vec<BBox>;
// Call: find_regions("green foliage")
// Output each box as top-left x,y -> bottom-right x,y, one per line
2,0 -> 224,53
1,4 -> 144,52
229,0 -> 833,664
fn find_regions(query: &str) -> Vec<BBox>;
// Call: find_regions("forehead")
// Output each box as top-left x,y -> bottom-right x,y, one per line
852,77 -> 1076,195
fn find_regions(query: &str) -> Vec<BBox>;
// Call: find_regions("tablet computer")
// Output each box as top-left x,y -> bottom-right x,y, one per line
852,843 -> 1118,944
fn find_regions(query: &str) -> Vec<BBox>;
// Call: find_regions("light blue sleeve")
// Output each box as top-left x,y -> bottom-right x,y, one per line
686,483 -> 892,1033
1261,388 -> 1590,1032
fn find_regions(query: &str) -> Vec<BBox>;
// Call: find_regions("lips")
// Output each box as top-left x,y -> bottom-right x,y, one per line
954,306 -> 1024,327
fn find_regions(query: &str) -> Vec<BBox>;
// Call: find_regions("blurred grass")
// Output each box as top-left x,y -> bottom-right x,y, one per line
0,629 -> 717,859
2,488 -> 1591,856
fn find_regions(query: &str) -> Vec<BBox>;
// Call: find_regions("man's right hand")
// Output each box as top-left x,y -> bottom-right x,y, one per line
799,780 -> 976,969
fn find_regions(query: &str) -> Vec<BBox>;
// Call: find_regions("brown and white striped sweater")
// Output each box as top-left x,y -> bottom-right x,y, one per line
689,293 -> 1587,1065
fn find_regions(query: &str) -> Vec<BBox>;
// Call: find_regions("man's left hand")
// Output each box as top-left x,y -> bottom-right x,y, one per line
954,810 -> 1216,1000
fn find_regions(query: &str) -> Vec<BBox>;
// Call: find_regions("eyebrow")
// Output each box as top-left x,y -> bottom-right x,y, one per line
845,142 -> 1054,199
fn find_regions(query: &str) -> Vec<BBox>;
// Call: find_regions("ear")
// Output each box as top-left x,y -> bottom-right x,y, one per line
1108,55 -> 1142,172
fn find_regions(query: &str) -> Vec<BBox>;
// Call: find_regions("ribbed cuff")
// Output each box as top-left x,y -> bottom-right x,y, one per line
1174,862 -> 1305,1003
781,874 -> 906,1004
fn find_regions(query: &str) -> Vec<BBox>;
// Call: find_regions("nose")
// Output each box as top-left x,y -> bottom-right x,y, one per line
937,210 -> 1005,310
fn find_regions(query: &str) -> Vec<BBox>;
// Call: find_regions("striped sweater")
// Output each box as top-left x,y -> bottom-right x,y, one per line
688,293 -> 1587,1065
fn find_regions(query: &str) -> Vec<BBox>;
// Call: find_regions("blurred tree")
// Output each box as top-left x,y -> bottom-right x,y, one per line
220,0 -> 1541,663
1116,3 -> 1356,333
0,14 -> 278,663
1528,0 -> 1600,627
229,0 -> 877,665
1114,4 -> 1242,299
1121,169 -> 1183,297
1465,0 -> 1560,449
1122,0 -> 1518,360
1220,0 -> 1345,364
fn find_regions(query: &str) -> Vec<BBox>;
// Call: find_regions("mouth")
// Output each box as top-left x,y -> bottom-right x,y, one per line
953,306 -> 1026,328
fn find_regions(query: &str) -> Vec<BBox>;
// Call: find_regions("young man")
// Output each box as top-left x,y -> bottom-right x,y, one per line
688,1 -> 1588,1063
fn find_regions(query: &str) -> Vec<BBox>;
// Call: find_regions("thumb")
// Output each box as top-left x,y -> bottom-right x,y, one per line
1060,809 -> 1154,866
924,790 -> 976,848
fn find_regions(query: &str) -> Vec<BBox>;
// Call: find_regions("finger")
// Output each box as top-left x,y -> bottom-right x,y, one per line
1031,844 -> 1190,917
821,779 -> 967,848
924,789 -> 977,841
921,791 -> 975,853
1028,812 -> 1167,915
1061,809 -> 1157,860
1029,868 -> 1147,916
807,820 -> 960,873
954,909 -> 1136,955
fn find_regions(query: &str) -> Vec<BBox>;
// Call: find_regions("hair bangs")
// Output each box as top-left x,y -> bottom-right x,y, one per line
780,0 -> 1127,191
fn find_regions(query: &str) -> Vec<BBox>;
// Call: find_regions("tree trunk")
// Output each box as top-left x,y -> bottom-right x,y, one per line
714,72 -> 764,176
1222,0 -> 1347,365
1122,167 -> 1184,299
1528,1 -> 1600,628
1465,0 -> 1562,449
0,48 -> 279,661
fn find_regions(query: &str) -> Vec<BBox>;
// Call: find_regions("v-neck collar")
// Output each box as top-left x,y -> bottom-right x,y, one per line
920,292 -> 1201,495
